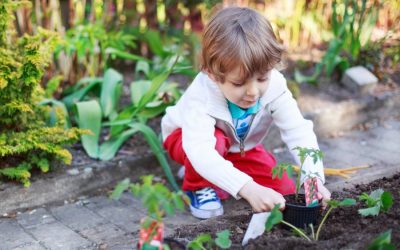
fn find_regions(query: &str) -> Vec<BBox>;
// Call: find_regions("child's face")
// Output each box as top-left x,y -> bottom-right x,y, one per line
215,67 -> 271,109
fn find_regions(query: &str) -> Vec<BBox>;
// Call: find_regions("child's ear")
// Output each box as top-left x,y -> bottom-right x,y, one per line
205,71 -> 218,83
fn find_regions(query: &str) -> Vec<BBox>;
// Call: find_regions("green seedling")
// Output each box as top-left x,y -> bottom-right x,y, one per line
272,147 -> 323,199
367,230 -> 396,250
111,175 -> 188,247
266,198 -> 356,241
358,189 -> 393,217
111,175 -> 187,221
188,229 -> 231,250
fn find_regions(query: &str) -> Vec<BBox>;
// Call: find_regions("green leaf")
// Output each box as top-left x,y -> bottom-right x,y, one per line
188,233 -> 213,250
144,30 -> 168,57
39,99 -> 71,128
135,60 -> 150,76
370,189 -> 384,200
138,103 -> 170,119
36,158 -> 49,173
163,202 -> 174,216
137,71 -> 170,110
215,230 -> 231,249
265,205 -> 282,231
110,178 -> 131,200
127,123 -> 179,191
62,78 -> 102,108
130,80 -> 151,106
75,100 -> 102,158
338,198 -> 357,207
286,164 -> 293,178
105,47 -> 150,62
272,167 -> 278,179
98,127 -> 140,161
109,105 -> 135,137
358,205 -> 381,217
102,119 -> 132,127
294,68 -> 318,85
100,68 -> 122,118
381,191 -> 393,212
367,230 -> 395,250
45,75 -> 63,98
172,193 -> 186,211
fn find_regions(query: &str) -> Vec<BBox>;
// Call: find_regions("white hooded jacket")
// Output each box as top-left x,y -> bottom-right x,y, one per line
161,69 -> 325,199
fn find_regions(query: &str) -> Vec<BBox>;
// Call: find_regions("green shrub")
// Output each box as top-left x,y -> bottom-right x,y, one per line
0,0 -> 84,186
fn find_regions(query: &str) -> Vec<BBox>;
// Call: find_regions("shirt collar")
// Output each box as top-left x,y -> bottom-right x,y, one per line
227,100 -> 260,119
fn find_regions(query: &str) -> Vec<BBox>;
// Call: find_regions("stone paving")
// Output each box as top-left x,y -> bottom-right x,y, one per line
1,118 -> 399,250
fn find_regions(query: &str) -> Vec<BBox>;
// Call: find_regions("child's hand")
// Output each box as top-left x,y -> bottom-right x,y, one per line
239,181 -> 286,212
317,179 -> 331,209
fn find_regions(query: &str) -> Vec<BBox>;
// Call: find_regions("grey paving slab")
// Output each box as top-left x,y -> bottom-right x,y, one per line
0,219 -> 44,250
79,223 -> 131,246
84,196 -> 143,233
50,203 -> 104,231
25,220 -> 93,249
17,208 -> 56,229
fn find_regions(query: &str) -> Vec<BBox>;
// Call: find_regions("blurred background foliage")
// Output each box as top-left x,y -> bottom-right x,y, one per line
1,0 -> 399,186
9,0 -> 399,87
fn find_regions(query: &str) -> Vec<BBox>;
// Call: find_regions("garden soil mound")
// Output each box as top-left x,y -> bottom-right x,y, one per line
173,173 -> 400,249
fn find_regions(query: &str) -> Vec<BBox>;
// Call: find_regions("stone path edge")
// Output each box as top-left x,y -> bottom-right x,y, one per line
0,153 -> 166,215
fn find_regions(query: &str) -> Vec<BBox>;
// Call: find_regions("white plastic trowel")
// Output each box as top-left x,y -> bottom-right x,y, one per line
242,212 -> 271,246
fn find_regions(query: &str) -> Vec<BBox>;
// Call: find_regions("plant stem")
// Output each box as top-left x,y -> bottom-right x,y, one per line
282,221 -> 312,242
315,207 -> 333,240
296,163 -> 303,199
309,223 -> 315,240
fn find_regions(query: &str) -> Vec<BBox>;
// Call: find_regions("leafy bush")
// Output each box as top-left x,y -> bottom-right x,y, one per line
0,0 -> 85,186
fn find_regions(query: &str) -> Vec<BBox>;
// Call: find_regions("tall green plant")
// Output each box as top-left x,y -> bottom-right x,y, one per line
0,0 -> 84,186
295,0 -> 380,84
63,67 -> 181,191
54,22 -> 145,85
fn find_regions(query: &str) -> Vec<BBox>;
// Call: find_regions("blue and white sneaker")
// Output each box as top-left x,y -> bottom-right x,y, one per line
186,187 -> 224,219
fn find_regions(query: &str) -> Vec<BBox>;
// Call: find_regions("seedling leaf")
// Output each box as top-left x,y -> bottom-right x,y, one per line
367,230 -> 395,250
110,178 -> 131,200
381,191 -> 393,212
370,189 -> 384,200
215,230 -> 231,249
359,205 -> 380,217
188,234 -> 213,250
338,198 -> 357,207
265,205 -> 282,231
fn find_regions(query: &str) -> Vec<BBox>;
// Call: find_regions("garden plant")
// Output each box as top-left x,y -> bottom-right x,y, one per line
272,147 -> 324,228
358,188 -> 393,217
265,198 -> 356,241
0,0 -> 85,186
188,229 -> 232,250
111,175 -> 188,249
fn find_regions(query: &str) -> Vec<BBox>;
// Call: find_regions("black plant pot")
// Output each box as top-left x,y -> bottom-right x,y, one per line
283,194 -> 321,229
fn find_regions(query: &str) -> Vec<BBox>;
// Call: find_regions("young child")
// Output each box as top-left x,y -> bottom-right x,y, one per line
161,6 -> 331,219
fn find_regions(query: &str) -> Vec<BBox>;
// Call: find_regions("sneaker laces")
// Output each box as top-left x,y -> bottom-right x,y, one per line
196,188 -> 217,203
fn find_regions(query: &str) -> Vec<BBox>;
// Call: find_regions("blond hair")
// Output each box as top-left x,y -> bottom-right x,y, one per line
200,7 -> 285,83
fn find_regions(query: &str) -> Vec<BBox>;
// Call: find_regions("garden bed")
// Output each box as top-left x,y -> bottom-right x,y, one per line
172,172 -> 400,249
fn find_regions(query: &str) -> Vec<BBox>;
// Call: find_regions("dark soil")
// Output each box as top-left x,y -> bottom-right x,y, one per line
172,173 -> 400,249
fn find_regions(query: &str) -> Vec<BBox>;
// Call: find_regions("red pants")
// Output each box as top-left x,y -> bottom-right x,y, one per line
163,128 -> 295,198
